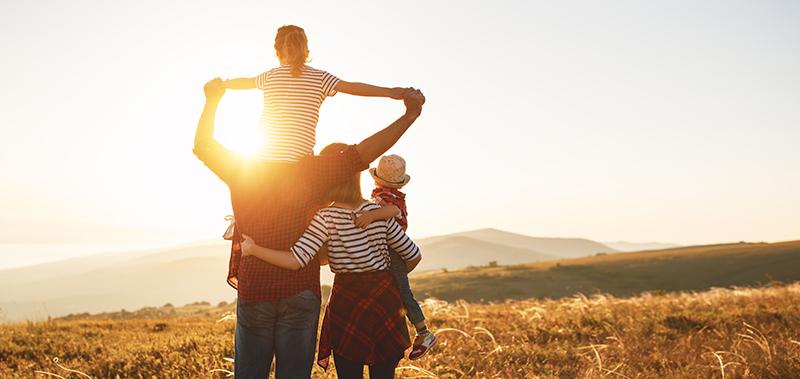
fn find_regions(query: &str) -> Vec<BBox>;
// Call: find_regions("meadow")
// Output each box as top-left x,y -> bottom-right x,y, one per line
2,282 -> 799,378
411,241 -> 800,302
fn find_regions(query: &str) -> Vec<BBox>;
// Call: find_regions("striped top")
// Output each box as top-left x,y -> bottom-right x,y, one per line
255,65 -> 341,162
290,202 -> 421,273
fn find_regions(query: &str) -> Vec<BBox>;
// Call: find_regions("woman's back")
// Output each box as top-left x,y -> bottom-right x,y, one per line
291,202 -> 420,273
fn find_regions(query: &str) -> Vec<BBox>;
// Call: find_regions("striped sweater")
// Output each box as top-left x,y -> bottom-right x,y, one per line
255,65 -> 341,162
290,202 -> 421,273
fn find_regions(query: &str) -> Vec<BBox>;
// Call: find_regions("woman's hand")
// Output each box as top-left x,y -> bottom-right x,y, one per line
240,234 -> 256,256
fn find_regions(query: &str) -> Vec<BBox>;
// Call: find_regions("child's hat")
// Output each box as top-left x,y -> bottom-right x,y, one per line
369,154 -> 410,189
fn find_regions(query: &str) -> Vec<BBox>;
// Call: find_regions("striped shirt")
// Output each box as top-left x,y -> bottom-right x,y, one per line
255,65 -> 341,162
290,202 -> 421,273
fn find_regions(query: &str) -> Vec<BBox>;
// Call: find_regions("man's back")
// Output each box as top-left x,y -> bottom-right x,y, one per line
226,163 -> 323,300
193,140 -> 368,301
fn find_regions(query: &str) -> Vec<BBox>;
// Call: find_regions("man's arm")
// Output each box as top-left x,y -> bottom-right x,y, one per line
300,89 -> 425,195
222,77 -> 257,90
335,81 -> 407,99
194,78 -> 224,149
193,78 -> 243,184
355,89 -> 425,164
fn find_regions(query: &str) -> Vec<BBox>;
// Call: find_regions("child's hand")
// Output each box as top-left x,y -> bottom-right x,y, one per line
390,87 -> 411,100
203,78 -> 226,101
240,234 -> 255,256
354,213 -> 374,229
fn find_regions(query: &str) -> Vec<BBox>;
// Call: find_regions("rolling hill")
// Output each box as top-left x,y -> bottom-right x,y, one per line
410,240 -> 800,302
0,229 -> 614,322
601,240 -> 681,252
418,228 -> 615,258
414,236 -> 557,271
1,228 -> 772,323
0,241 -> 234,322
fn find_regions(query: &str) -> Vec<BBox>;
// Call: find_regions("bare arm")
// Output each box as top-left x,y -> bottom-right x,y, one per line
386,217 -> 422,273
240,234 -> 302,270
354,205 -> 401,229
355,89 -> 425,164
194,78 -> 225,150
405,255 -> 421,273
336,81 -> 406,99
222,77 -> 257,90
318,243 -> 330,266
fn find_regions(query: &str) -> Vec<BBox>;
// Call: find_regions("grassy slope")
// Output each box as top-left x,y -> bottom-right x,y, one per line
411,240 -> 800,302
2,283 -> 799,378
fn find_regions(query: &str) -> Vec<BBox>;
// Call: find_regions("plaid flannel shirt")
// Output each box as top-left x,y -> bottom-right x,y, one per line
371,187 -> 408,231
194,139 -> 367,301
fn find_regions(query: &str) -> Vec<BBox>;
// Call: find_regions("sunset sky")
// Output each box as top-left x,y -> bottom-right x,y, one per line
1,0 -> 798,267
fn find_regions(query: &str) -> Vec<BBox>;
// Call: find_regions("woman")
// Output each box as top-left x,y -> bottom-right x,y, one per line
240,143 -> 422,379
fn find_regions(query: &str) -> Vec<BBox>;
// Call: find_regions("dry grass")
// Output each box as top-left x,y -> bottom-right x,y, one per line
2,283 -> 799,378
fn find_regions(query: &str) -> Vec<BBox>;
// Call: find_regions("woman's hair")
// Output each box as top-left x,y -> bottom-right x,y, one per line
320,143 -> 363,204
274,25 -> 309,77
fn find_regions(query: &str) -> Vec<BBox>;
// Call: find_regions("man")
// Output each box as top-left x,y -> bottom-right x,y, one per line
194,78 -> 424,378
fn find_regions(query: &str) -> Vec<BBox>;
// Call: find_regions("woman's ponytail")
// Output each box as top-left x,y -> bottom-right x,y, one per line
274,25 -> 309,77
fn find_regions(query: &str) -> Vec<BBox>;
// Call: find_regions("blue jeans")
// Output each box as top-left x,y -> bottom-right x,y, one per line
235,289 -> 320,379
389,249 -> 425,325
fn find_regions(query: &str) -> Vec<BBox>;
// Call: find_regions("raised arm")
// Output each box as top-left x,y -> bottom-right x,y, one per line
335,81 -> 407,99
193,78 -> 243,184
354,205 -> 401,229
299,89 -> 425,194
222,77 -> 257,90
355,89 -> 425,164
194,78 -> 225,149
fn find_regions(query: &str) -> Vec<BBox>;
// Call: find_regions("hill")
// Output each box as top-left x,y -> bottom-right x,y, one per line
414,236 -> 556,271
602,240 -> 681,252
418,228 -> 615,258
2,283 -> 799,378
410,240 -> 800,302
0,241 -> 234,322
0,229 -> 614,322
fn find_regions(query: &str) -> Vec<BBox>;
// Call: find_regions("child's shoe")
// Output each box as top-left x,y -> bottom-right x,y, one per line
409,332 -> 437,360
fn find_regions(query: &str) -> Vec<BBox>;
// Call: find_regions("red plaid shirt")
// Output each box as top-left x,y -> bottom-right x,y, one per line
371,187 -> 408,231
194,140 -> 367,301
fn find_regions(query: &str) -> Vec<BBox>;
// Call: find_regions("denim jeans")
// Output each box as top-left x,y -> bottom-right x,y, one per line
388,249 -> 425,325
234,289 -> 321,379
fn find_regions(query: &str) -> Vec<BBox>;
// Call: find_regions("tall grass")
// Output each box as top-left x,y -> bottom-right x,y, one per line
2,283 -> 799,378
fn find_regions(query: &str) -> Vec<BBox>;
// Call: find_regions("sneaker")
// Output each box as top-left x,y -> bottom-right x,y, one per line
409,332 -> 437,360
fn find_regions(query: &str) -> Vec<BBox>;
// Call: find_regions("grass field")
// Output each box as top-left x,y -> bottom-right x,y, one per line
2,282 -> 800,378
411,240 -> 800,302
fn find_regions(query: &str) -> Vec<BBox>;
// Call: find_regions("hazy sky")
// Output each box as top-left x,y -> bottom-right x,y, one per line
1,0 -> 798,266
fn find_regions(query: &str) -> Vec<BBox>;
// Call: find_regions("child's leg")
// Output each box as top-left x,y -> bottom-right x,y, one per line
388,249 -> 427,330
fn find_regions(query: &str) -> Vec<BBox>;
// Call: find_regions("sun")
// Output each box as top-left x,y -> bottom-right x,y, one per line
215,125 -> 264,156
214,92 -> 265,156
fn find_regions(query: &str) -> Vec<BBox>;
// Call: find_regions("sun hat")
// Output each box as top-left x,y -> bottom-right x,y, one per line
369,154 -> 410,189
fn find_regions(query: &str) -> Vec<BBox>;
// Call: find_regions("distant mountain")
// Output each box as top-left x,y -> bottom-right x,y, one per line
410,240 -> 800,302
415,236 -> 557,271
419,228 -> 616,258
0,229 -> 615,322
0,241 -> 234,322
602,241 -> 681,252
